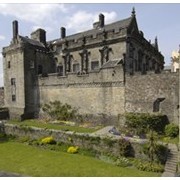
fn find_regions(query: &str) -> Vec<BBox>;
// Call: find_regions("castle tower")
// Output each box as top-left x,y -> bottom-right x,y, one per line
2,20 -> 26,119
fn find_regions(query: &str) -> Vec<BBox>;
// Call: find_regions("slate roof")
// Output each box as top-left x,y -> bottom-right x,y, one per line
19,36 -> 46,48
50,16 -> 133,44
19,16 -> 133,47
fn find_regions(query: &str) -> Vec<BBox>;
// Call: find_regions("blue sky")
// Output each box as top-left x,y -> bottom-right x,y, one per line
0,3 -> 180,87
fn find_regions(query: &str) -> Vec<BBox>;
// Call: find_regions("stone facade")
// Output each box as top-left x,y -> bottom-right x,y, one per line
2,9 -> 179,124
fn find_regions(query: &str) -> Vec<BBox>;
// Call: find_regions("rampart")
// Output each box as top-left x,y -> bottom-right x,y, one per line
125,70 -> 179,124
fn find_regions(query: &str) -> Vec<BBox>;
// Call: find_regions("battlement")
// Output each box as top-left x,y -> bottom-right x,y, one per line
38,64 -> 124,87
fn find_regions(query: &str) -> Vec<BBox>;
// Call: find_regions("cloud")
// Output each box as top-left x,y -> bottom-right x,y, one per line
0,4 -> 69,25
0,35 -> 5,41
65,11 -> 117,33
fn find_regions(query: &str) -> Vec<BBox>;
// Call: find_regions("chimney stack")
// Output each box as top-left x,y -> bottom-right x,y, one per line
61,27 -> 66,39
13,20 -> 18,39
31,29 -> 46,44
99,13 -> 105,28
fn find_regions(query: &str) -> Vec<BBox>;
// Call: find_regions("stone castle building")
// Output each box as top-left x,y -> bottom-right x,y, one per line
2,8 -> 179,124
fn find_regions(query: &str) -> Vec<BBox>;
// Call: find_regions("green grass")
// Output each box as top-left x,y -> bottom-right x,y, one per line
159,136 -> 179,145
7,120 -> 98,133
0,141 -> 160,177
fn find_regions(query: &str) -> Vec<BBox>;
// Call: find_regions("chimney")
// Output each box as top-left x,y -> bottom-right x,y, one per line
31,29 -> 46,44
99,13 -> 105,28
12,20 -> 18,39
61,27 -> 66,39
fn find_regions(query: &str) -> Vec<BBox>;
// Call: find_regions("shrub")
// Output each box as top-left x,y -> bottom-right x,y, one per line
135,161 -> 164,173
142,140 -> 168,164
125,113 -> 168,134
115,157 -> 132,167
42,101 -> 79,121
155,144 -> 168,164
18,136 -> 30,143
67,146 -> 79,154
165,123 -> 179,138
118,138 -> 133,157
41,136 -> 56,145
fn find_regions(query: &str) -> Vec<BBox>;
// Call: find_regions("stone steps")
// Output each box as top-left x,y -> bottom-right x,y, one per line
162,144 -> 178,177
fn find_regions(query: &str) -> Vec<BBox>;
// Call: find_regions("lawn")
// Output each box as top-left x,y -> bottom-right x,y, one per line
0,141 -> 161,177
7,120 -> 98,133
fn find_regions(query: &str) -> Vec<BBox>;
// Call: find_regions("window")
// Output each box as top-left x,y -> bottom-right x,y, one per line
57,65 -> 63,76
11,78 -> 16,102
99,46 -> 111,66
12,95 -> 16,102
79,50 -> 89,73
73,63 -> 80,73
8,61 -> 10,68
30,60 -> 34,69
11,78 -> 16,86
153,98 -> 165,112
91,61 -> 99,70
38,65 -> 43,74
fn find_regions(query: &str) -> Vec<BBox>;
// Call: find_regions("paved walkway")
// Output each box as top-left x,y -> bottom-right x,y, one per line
91,126 -> 115,136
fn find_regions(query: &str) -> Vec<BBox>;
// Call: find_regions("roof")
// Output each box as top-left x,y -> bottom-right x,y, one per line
50,16 -> 133,44
19,36 -> 45,48
101,59 -> 122,69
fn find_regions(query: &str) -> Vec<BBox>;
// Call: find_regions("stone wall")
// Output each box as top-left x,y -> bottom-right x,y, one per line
0,123 -> 153,160
0,88 -> 4,107
38,65 -> 125,125
3,45 -> 25,119
125,70 -> 179,124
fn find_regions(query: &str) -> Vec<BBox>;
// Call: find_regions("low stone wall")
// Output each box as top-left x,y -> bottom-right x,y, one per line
0,123 -> 151,159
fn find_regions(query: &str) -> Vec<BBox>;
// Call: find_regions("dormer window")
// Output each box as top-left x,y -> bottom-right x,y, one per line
99,46 -> 112,66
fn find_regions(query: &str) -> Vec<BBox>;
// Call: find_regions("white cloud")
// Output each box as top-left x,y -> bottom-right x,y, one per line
65,10 -> 117,33
0,35 -> 5,41
0,4 -> 69,25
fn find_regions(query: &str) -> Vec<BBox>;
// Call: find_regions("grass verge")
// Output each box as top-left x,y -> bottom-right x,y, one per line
0,141 -> 160,177
7,120 -> 98,133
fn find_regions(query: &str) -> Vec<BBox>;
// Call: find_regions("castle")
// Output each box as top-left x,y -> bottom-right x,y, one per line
2,8 -> 179,125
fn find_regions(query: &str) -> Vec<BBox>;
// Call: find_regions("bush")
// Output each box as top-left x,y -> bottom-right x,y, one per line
41,136 -> 56,145
42,101 -> 79,121
165,123 -> 179,138
67,146 -> 79,154
115,157 -> 132,167
135,161 -> 164,173
125,113 -> 168,134
142,142 -> 168,164
118,138 -> 133,157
